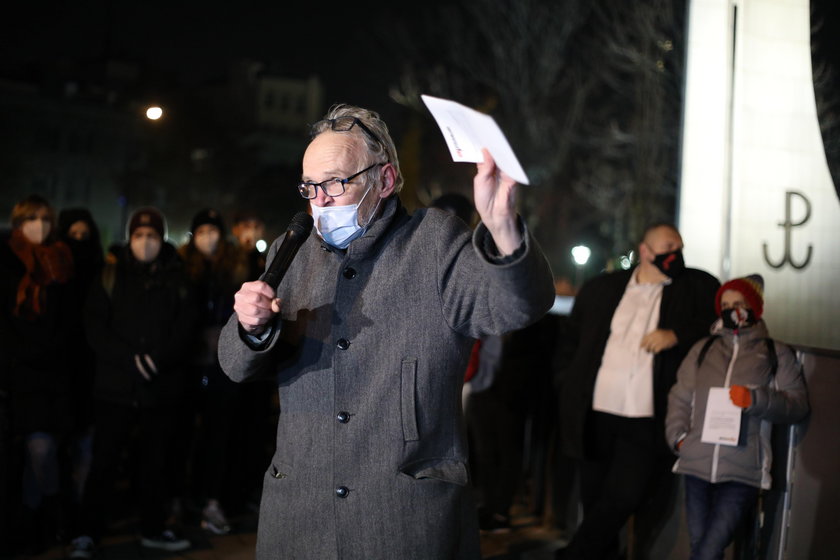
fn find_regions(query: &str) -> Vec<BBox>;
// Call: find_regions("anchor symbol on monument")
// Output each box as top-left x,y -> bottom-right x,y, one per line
762,191 -> 812,270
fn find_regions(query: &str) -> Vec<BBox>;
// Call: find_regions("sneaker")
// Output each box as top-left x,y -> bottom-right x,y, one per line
140,530 -> 191,552
201,499 -> 232,535
68,535 -> 96,559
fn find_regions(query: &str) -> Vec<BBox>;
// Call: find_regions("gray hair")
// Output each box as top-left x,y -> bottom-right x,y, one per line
310,104 -> 404,193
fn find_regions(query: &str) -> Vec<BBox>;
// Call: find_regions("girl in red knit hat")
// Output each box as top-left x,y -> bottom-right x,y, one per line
665,274 -> 810,560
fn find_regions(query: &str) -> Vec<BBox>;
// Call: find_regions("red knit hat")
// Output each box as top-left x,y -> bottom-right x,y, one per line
715,274 -> 764,320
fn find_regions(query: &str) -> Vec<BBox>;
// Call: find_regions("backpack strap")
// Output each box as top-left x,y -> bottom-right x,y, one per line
696,335 -> 720,368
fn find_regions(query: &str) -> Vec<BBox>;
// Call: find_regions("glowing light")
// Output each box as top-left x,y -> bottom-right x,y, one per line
256,239 -> 267,253
146,106 -> 163,120
571,245 -> 591,266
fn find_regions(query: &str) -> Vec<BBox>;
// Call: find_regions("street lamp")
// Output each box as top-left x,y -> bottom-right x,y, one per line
571,244 -> 591,288
145,106 -> 163,120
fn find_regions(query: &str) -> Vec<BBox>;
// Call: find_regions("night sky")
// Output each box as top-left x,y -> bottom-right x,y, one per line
2,1 -> 839,226
3,1 -> 839,134
0,0 -> 453,243
3,1 -> 840,114
0,0 -> 438,120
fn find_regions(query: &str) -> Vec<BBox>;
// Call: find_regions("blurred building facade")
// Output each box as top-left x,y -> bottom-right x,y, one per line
0,57 -> 323,245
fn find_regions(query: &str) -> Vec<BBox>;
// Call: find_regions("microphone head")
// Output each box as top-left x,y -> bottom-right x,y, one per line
288,211 -> 314,239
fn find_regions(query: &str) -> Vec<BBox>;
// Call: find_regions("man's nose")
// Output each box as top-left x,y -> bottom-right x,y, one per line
311,187 -> 334,207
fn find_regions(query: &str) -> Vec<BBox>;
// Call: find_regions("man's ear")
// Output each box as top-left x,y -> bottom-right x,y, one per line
378,163 -> 397,198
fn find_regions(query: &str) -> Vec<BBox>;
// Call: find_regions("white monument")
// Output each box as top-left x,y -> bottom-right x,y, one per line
678,0 -> 840,351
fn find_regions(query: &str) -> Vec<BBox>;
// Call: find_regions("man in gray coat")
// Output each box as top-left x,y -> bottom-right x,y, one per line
218,103 -> 555,559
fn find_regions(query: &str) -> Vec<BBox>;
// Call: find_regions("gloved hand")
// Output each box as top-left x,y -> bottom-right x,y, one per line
134,354 -> 159,382
729,385 -> 752,408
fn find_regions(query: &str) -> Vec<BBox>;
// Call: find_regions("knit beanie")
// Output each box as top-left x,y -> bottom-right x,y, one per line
127,207 -> 166,239
715,274 -> 764,320
190,208 -> 226,235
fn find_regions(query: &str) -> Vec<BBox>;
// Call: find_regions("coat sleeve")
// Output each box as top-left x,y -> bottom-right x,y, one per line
747,342 -> 810,424
216,236 -> 296,384
665,339 -> 703,452
670,271 -> 720,354
217,312 -> 293,383
438,216 -> 555,339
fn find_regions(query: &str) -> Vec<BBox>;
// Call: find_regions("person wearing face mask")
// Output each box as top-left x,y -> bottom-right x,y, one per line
174,208 -> 247,536
0,195 -> 74,554
555,223 -> 720,560
57,208 -> 104,516
666,274 -> 809,560
217,103 -> 555,560
68,207 -> 199,558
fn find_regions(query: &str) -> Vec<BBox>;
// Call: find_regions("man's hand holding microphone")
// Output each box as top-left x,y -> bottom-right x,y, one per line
234,212 -> 313,337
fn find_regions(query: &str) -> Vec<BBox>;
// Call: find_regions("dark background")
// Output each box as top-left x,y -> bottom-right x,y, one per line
1,0 -> 838,283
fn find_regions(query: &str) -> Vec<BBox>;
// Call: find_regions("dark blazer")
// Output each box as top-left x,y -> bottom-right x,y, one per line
557,266 -> 720,460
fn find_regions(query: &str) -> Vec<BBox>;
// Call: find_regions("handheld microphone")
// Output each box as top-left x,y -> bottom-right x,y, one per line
260,211 -> 314,290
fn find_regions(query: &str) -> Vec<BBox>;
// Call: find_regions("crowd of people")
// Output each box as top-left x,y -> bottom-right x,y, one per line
0,196 -> 275,556
0,101 -> 811,560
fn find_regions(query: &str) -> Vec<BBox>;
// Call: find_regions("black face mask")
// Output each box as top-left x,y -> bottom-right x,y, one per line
652,248 -> 685,278
721,307 -> 756,330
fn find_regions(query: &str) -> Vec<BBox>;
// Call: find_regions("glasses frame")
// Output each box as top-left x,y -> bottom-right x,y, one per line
297,162 -> 384,200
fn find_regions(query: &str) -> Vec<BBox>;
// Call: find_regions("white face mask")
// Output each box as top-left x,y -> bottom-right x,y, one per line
310,184 -> 380,249
21,218 -> 51,245
131,237 -> 162,263
194,229 -> 220,257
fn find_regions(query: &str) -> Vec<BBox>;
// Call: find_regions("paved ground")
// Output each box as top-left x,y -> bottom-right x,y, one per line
16,503 -> 568,560
479,508 -> 569,560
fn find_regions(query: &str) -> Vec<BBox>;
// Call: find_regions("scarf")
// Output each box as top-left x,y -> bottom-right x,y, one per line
9,228 -> 74,318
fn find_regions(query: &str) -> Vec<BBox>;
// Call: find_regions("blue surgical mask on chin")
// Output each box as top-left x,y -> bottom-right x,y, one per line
310,184 -> 380,249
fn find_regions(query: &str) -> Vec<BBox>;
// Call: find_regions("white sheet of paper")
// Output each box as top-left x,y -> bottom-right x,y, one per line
701,387 -> 742,446
421,94 -> 530,185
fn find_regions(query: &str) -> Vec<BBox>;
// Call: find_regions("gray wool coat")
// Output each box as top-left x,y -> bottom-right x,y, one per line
218,196 -> 555,560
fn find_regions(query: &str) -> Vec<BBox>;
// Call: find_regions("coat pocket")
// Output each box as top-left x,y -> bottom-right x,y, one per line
401,358 -> 419,441
399,457 -> 469,486
266,460 -> 293,481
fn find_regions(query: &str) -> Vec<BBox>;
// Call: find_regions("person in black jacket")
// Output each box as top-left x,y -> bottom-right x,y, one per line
555,223 -> 720,560
68,207 -> 199,559
176,208 -> 249,535
0,195 -> 74,554
56,208 -> 104,517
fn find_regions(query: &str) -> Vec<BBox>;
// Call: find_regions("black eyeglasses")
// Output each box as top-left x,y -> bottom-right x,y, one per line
314,116 -> 387,156
297,162 -> 384,199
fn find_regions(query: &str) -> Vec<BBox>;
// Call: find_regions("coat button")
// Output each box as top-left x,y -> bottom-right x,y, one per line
335,486 -> 349,498
343,267 -> 357,279
336,411 -> 350,424
336,338 -> 350,350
